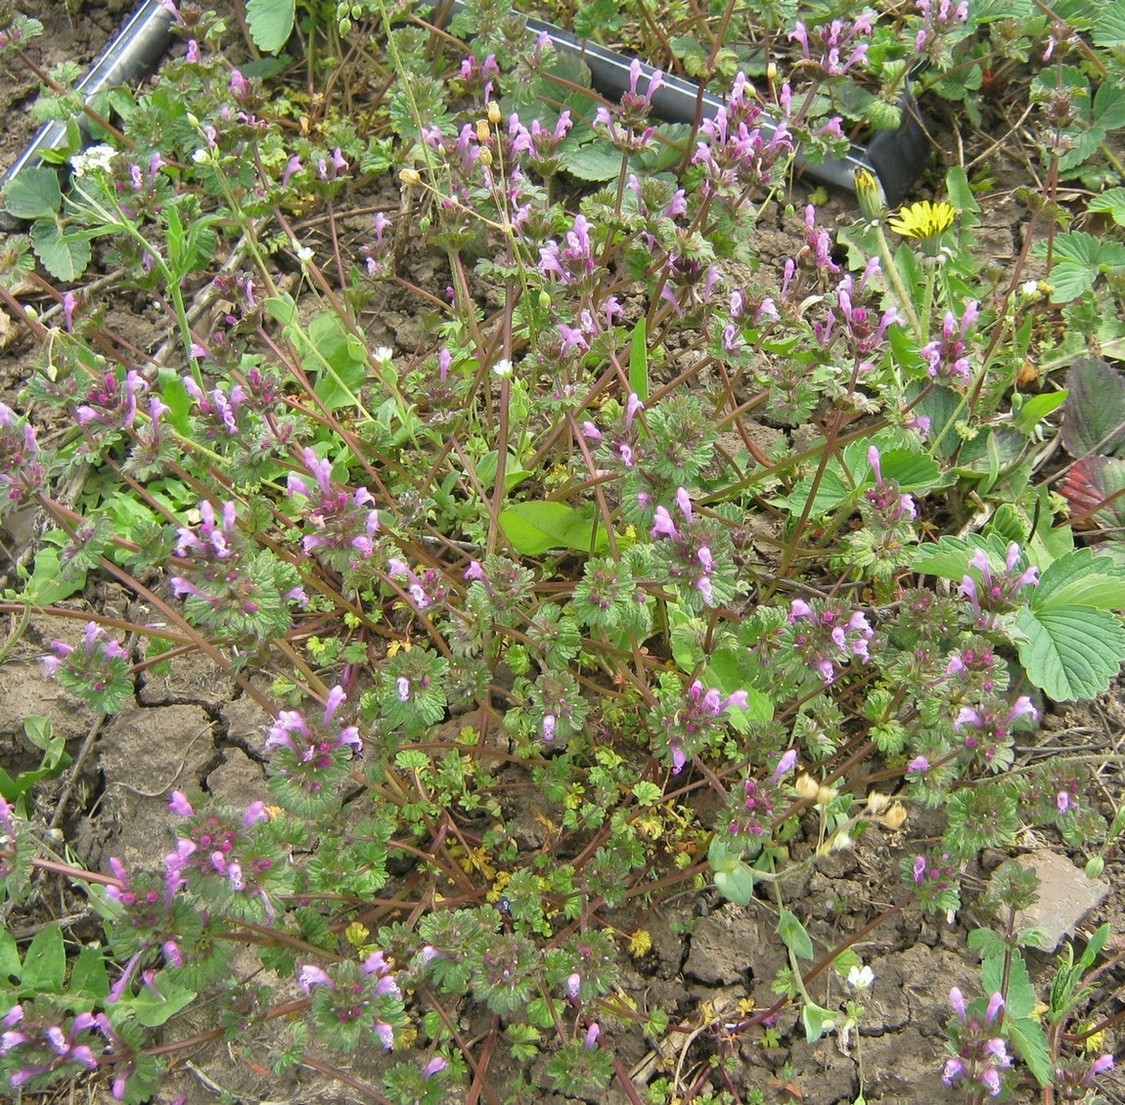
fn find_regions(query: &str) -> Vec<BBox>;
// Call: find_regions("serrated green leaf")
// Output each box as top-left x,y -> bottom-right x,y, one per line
1009,1017 -> 1053,1086
3,167 -> 61,219
778,468 -> 850,516
562,140 -> 624,182
1089,186 -> 1125,227
22,924 -> 65,993
31,219 -> 90,281
912,533 -> 1008,581
246,0 -> 294,52
1015,604 -> 1125,700
778,908 -> 814,960
1033,548 -> 1125,610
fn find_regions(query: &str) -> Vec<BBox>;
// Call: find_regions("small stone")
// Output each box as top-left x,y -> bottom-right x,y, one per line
993,849 -> 1109,952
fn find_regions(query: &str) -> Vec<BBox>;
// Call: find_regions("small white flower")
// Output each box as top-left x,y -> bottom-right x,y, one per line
372,346 -> 394,365
296,245 -> 314,263
191,148 -> 211,164
492,358 -> 513,378
71,144 -> 115,177
847,964 -> 874,991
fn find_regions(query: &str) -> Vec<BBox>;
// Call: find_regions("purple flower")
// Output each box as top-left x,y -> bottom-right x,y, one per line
298,965 -> 334,992
168,791 -> 194,817
772,749 -> 798,782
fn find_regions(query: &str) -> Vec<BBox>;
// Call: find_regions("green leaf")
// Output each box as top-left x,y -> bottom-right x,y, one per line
23,547 -> 87,605
129,973 -> 197,1027
22,923 -> 66,993
499,502 -> 606,555
70,945 -> 110,1001
1088,186 -> 1125,227
1033,548 -> 1125,610
629,319 -> 649,401
304,312 -> 367,411
562,139 -> 624,182
2,167 -> 61,219
705,648 -> 774,725
1060,357 -> 1125,459
778,468 -> 850,516
31,219 -> 91,281
1014,604 -> 1125,700
801,1001 -> 837,1043
245,0 -> 294,53
0,927 -> 21,984
1009,1017 -> 1053,1086
777,908 -> 814,960
1013,390 -> 1068,436
912,533 -> 1008,581
708,836 -> 755,905
632,781 -> 663,806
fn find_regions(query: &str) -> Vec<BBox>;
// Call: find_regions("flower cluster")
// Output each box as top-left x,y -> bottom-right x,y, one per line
593,57 -> 664,153
0,1005 -> 99,1090
953,695 -> 1038,771
652,677 -> 749,774
692,72 -> 794,204
287,448 -> 381,570
922,301 -> 978,382
913,0 -> 970,63
0,402 -> 46,513
813,259 -> 899,374
582,392 -> 646,473
42,621 -> 133,714
864,445 -> 917,525
75,369 -> 147,431
538,213 -> 602,290
942,988 -> 1012,1098
787,598 -> 874,683
958,542 -> 1038,624
649,487 -> 736,609
165,791 -> 290,921
264,685 -> 363,816
298,951 -> 405,1053
727,751 -> 797,837
905,851 -> 960,914
788,13 -> 874,77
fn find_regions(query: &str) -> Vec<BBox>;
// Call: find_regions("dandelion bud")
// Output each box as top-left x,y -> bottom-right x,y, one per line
766,61 -> 778,81
487,100 -> 502,125
854,168 -> 886,222
399,167 -> 422,187
816,783 -> 837,807
882,802 -> 907,830
478,146 -> 493,167
476,119 -> 490,143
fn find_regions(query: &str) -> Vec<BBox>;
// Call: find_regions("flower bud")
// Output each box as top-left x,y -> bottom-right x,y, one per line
794,773 -> 820,801
487,100 -> 502,125
400,167 -> 422,187
766,61 -> 778,81
816,784 -> 837,807
478,146 -> 493,167
882,802 -> 907,830
476,119 -> 490,143
854,168 -> 886,222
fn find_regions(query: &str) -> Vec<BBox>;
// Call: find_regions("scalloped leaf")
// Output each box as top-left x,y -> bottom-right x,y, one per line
246,0 -> 294,53
1014,604 -> 1125,700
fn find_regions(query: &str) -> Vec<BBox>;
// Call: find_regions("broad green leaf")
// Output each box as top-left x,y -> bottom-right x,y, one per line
708,836 -> 755,905
705,648 -> 774,725
777,908 -> 814,960
22,923 -> 66,993
31,219 -> 90,281
629,319 -> 649,401
476,450 -> 531,494
1060,357 -> 1125,459
499,502 -> 601,555
70,945 -> 110,1001
1094,5 -> 1125,46
1015,604 -> 1125,700
1009,1017 -> 1053,1086
245,0 -> 294,53
3,167 -> 61,219
562,139 -> 624,182
303,312 -> 366,410
264,293 -> 299,326
912,533 -> 1008,581
1088,186 -> 1125,227
23,547 -> 87,605
0,927 -> 21,983
129,974 -> 197,1027
801,1001 -> 837,1043
778,468 -> 850,516
1013,390 -> 1068,436
1033,548 -> 1125,610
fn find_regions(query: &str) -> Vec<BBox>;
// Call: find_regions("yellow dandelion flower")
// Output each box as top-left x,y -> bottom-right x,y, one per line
888,200 -> 957,242
344,921 -> 370,948
628,929 -> 653,958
